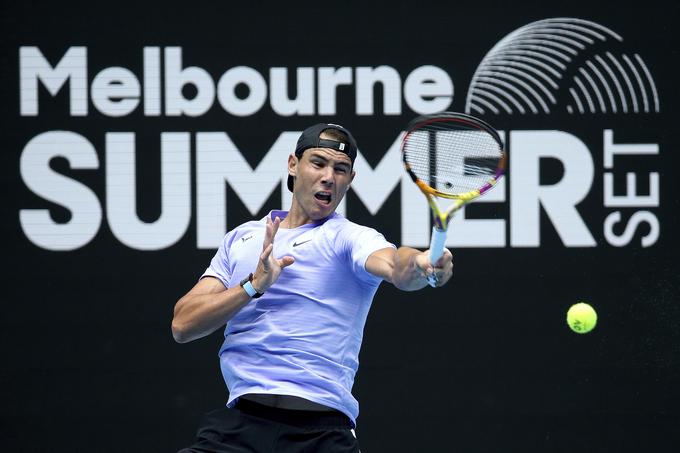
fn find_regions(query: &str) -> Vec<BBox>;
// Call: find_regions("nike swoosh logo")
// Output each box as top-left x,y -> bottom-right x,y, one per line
241,235 -> 253,242
293,239 -> 312,247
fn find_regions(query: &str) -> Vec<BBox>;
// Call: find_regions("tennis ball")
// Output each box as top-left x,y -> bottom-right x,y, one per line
566,302 -> 597,334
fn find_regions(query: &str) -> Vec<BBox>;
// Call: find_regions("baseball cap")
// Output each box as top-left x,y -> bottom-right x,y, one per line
287,123 -> 358,192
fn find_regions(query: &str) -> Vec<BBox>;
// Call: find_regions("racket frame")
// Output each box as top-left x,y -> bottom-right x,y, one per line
401,112 -> 506,285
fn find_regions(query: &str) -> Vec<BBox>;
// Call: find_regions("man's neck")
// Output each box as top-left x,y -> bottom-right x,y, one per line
281,198 -> 328,229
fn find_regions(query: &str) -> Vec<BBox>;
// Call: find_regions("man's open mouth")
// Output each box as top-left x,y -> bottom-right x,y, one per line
314,192 -> 332,205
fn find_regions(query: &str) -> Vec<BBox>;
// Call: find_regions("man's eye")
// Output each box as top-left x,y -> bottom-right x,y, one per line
336,167 -> 347,174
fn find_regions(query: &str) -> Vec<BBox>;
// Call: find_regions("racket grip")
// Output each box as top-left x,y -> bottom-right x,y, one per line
427,227 -> 447,287
429,227 -> 447,263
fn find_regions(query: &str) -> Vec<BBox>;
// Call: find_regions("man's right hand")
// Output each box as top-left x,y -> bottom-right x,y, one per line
251,216 -> 295,293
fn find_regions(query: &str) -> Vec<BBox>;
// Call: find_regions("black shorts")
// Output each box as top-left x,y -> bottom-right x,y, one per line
178,399 -> 360,453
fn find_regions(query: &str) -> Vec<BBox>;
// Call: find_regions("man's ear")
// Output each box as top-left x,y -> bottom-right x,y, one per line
288,153 -> 298,178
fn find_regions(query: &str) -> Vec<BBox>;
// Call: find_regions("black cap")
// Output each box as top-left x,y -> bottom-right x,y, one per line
287,123 -> 358,192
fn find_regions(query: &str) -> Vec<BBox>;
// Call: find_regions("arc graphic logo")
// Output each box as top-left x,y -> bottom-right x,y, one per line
465,18 -> 660,115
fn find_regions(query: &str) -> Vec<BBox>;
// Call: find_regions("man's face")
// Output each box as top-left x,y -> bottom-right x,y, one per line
289,145 -> 355,220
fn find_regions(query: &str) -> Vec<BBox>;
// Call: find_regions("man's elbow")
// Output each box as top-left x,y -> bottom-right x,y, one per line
171,319 -> 191,343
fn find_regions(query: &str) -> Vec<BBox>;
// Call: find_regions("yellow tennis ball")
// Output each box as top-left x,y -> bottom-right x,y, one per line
566,302 -> 597,334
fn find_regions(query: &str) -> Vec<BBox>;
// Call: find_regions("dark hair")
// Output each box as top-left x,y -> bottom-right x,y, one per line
318,127 -> 349,145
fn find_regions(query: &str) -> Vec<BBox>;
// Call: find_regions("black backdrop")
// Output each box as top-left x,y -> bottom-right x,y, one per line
2,1 -> 679,452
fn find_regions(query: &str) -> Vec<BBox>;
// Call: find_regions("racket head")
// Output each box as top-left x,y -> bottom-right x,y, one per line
401,112 -> 506,203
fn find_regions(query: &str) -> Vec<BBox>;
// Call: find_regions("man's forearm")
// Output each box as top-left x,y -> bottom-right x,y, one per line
392,246 -> 430,291
172,286 -> 251,343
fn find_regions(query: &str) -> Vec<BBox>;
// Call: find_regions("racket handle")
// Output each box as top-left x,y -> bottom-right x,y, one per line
427,227 -> 447,287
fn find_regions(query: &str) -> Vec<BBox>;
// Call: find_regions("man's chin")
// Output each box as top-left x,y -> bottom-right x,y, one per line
311,210 -> 332,220
311,204 -> 336,220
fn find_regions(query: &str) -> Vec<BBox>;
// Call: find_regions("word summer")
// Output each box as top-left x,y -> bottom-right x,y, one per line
19,129 -> 658,251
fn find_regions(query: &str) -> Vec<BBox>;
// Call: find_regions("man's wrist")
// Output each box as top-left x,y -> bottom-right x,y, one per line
240,273 -> 264,298
250,277 -> 265,294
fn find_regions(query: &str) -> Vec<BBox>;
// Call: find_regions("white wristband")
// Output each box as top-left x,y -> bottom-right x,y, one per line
242,281 -> 258,297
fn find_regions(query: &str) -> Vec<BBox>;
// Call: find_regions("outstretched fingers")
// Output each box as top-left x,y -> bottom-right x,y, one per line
278,255 -> 295,269
260,243 -> 274,270
270,216 -> 281,238
260,217 -> 288,272
265,216 -> 282,247
263,216 -> 273,249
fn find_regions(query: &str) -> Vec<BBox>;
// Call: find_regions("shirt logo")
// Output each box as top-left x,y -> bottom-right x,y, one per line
292,239 -> 312,247
241,234 -> 253,243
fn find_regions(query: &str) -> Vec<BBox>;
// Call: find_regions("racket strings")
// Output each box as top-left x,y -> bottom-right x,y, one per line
404,124 -> 503,196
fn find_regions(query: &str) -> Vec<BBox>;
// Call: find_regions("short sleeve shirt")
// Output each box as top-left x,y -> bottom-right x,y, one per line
202,210 -> 395,426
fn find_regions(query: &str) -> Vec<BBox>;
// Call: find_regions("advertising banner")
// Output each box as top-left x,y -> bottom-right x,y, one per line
2,1 -> 678,451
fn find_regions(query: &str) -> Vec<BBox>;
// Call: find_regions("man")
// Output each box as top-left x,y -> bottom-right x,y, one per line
173,123 -> 453,452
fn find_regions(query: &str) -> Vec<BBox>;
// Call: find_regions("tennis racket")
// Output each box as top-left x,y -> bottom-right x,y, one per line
401,112 -> 506,286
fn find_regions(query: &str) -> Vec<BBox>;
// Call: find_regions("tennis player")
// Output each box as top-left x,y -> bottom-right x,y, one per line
173,123 -> 453,452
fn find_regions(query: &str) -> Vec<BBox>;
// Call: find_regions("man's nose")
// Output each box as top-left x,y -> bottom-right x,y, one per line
320,167 -> 335,186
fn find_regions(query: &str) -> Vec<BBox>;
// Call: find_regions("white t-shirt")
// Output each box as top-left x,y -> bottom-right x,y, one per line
202,210 -> 395,426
